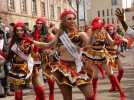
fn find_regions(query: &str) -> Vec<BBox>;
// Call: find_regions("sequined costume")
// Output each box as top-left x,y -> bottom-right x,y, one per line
8,38 -> 33,85
82,30 -> 110,65
83,17 -> 126,99
47,32 -> 92,87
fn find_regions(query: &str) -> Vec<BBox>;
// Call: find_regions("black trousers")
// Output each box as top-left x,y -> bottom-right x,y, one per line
0,63 -> 11,95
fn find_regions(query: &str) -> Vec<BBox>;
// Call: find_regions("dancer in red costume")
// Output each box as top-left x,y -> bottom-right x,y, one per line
33,17 -> 55,100
5,20 -> 34,100
83,17 -> 126,100
105,24 -> 126,92
29,9 -> 94,100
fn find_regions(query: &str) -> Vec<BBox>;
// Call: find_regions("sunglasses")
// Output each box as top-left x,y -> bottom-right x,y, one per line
66,17 -> 76,21
16,29 -> 24,32
37,23 -> 43,25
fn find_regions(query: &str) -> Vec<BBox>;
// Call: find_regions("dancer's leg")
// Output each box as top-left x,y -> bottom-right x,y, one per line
14,85 -> 23,100
32,68 -> 46,100
59,85 -> 72,100
48,78 -> 55,100
115,58 -> 124,82
78,83 -> 93,100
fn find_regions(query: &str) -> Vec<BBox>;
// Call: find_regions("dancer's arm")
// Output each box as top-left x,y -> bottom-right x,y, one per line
79,32 -> 89,46
33,39 -> 56,48
115,8 -> 134,38
29,30 -> 61,48
115,8 -> 128,32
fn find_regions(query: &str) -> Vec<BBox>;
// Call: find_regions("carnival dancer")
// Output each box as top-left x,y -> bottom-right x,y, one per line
6,20 -> 39,100
33,17 -> 55,100
32,17 -> 47,100
105,24 -> 127,92
105,24 -> 127,81
82,17 -> 126,100
27,9 -> 94,100
85,26 -> 106,79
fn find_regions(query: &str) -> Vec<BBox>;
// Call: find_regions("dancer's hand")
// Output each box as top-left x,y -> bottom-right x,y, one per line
115,8 -> 125,22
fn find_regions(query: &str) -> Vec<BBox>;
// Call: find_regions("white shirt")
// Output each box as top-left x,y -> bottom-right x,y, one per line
0,39 -> 4,50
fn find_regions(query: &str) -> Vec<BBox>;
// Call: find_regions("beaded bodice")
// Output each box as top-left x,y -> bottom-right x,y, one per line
12,39 -> 32,63
90,30 -> 107,50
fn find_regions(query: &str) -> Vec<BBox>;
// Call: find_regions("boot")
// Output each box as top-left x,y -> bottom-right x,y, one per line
109,75 -> 126,99
109,75 -> 116,92
92,78 -> 98,100
97,64 -> 105,79
15,89 -> 23,100
117,69 -> 124,82
85,97 -> 94,100
48,79 -> 55,100
34,85 -> 46,100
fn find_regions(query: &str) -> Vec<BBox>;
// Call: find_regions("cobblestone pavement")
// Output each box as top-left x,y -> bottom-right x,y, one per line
1,48 -> 134,100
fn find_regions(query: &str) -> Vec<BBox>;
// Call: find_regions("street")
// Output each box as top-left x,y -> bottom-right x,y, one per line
1,48 -> 134,100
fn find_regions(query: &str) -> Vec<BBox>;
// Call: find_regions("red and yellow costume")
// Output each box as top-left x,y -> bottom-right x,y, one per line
45,32 -> 92,87
83,17 -> 125,99
32,17 -> 47,100
33,17 -> 55,100
7,21 -> 33,100
31,9 -> 94,100
105,24 -> 125,92
82,29 -> 109,100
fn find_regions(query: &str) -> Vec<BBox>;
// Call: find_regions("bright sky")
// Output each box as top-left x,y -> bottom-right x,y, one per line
122,0 -> 133,8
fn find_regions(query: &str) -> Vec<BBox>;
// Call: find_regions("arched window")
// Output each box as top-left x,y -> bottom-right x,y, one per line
32,0 -> 37,16
111,0 -> 117,5
41,2 -> 46,16
21,0 -> 27,13
8,0 -> 15,11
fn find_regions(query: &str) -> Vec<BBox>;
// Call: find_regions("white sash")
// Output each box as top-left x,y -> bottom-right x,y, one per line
11,43 -> 28,61
59,32 -> 83,72
34,61 -> 41,65
0,39 -> 4,50
26,55 -> 34,79
11,43 -> 34,79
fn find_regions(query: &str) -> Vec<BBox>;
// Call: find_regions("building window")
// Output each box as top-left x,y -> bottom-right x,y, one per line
57,7 -> 61,19
132,16 -> 134,20
111,0 -> 117,6
32,0 -> 37,16
8,0 -> 15,11
111,9 -> 113,15
107,9 -> 109,16
98,10 -> 100,17
50,5 -> 54,19
103,19 -> 105,23
112,18 -> 114,23
124,0 -> 133,8
21,0 -> 27,13
107,18 -> 109,24
102,10 -> 105,17
117,20 -> 119,24
41,2 -> 45,16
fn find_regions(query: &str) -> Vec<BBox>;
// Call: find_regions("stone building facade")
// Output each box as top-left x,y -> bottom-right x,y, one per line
0,0 -> 70,29
88,0 -> 122,25
88,0 -> 134,27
